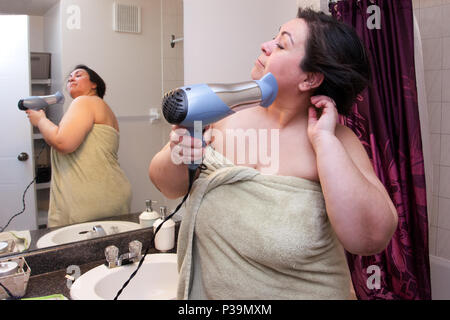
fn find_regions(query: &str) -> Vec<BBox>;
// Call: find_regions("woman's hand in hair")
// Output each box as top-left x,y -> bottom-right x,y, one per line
307,95 -> 339,148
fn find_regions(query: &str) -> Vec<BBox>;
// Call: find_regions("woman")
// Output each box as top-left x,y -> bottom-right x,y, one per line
149,9 -> 398,299
26,65 -> 131,228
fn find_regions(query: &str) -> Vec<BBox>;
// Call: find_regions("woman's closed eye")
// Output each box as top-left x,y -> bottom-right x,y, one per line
272,35 -> 284,50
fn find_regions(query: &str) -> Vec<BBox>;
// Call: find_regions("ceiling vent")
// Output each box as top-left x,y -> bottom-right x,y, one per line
113,2 -> 141,34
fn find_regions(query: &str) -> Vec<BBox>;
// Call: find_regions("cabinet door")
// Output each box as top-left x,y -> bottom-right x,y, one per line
0,15 -> 37,231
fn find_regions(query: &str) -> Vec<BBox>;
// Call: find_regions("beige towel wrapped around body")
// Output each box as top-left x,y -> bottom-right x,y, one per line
177,146 -> 352,300
48,124 -> 132,228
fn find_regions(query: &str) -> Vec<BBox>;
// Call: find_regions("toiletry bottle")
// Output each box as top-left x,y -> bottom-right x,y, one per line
139,200 -> 159,228
153,206 -> 175,252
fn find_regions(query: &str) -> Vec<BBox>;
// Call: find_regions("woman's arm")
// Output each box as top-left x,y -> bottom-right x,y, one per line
308,96 -> 398,256
26,96 -> 95,154
149,125 -> 207,199
149,142 -> 190,199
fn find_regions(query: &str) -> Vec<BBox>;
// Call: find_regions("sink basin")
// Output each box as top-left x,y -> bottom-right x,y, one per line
70,253 -> 178,300
36,221 -> 142,248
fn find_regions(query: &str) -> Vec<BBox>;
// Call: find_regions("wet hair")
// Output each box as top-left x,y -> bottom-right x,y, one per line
297,8 -> 370,115
71,64 -> 106,99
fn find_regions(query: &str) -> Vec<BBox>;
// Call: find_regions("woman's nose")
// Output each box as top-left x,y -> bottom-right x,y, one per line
261,39 -> 275,56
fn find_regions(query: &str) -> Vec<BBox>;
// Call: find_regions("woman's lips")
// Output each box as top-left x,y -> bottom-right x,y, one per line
256,58 -> 265,68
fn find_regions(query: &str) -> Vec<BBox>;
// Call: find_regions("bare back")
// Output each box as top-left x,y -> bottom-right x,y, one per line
91,96 -> 120,132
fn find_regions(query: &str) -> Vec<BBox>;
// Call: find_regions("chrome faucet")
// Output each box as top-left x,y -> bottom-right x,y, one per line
90,225 -> 107,238
104,240 -> 143,268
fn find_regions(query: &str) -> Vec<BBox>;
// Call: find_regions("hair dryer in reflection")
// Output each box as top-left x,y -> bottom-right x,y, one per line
18,91 -> 65,111
161,73 -> 278,169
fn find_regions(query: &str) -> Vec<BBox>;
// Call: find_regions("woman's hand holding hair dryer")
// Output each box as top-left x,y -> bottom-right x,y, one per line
149,124 -> 212,199
169,125 -> 213,166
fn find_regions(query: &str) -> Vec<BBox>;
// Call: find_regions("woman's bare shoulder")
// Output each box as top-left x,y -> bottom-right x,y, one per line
212,107 -> 265,131
69,95 -> 104,110
73,95 -> 104,104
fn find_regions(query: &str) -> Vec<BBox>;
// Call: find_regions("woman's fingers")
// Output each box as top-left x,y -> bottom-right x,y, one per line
169,125 -> 206,165
310,95 -> 336,110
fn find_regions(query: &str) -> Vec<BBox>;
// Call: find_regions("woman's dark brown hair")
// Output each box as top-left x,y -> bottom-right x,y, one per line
71,64 -> 106,99
297,8 -> 370,115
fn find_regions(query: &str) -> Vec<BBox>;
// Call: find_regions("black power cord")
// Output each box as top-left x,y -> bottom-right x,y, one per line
0,144 -> 46,232
0,282 -> 20,300
113,167 -> 200,300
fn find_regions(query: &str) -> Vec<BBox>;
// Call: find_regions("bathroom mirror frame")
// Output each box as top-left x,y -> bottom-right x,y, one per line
0,0 -> 183,257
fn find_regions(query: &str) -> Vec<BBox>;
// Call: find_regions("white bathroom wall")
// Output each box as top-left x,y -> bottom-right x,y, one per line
184,0 -> 299,84
59,0 -> 162,117
39,2 -> 64,125
43,2 -> 62,107
162,0 -> 184,94
413,0 -> 450,261
29,16 -> 45,52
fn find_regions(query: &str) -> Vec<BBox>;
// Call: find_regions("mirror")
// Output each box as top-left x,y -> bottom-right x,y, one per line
0,0 -> 183,256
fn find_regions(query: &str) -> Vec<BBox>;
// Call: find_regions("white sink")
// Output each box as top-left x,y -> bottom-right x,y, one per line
70,253 -> 178,300
36,221 -> 142,248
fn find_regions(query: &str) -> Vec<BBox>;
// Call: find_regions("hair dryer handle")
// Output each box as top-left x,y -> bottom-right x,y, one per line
186,125 -> 206,171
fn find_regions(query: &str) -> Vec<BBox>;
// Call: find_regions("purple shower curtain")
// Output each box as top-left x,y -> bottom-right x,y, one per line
330,0 -> 431,299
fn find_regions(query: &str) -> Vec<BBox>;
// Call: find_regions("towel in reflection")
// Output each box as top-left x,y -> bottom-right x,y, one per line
48,124 -> 131,228
0,230 -> 31,253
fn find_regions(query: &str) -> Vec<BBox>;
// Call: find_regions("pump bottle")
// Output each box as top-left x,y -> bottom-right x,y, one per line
153,206 -> 175,252
139,200 -> 159,228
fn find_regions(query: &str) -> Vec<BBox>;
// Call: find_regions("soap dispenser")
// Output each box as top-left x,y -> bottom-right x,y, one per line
139,200 -> 159,228
153,206 -> 175,252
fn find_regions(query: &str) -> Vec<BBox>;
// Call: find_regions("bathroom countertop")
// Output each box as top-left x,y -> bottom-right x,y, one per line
15,222 -> 180,300
23,260 -> 104,299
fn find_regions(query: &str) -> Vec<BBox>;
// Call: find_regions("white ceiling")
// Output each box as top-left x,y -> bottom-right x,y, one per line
0,0 -> 59,16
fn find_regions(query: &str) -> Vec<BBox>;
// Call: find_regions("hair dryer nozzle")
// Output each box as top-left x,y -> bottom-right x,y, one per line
18,99 -> 27,111
162,89 -> 188,124
256,73 -> 278,108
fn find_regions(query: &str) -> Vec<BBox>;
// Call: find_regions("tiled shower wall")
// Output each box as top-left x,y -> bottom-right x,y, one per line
414,0 -> 450,260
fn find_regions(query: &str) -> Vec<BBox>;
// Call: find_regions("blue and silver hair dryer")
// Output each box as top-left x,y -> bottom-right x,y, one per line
161,72 -> 278,170
18,91 -> 65,111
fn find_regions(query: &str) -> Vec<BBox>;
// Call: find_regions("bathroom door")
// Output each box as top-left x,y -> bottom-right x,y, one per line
0,15 -> 37,231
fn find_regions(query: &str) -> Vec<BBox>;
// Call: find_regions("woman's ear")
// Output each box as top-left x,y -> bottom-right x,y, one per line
298,73 -> 324,92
